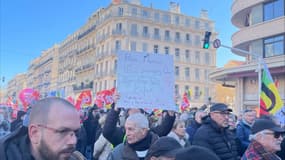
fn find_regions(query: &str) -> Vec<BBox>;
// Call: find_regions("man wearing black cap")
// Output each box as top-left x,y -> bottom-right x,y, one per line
145,136 -> 182,160
192,103 -> 239,160
242,118 -> 285,160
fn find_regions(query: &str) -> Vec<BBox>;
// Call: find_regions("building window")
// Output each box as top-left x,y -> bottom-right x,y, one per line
186,33 -> 191,44
204,22 -> 210,31
195,35 -> 201,46
104,80 -> 107,89
175,84 -> 179,96
263,0 -> 284,21
113,80 -> 117,88
175,48 -> 180,59
130,41 -> 136,51
165,30 -> 170,41
132,7 -> 137,16
154,28 -> 160,39
163,14 -> 170,24
143,26 -> 149,37
195,20 -> 200,29
105,61 -> 109,73
185,67 -> 190,79
175,66 -> 180,76
175,32 -> 180,42
142,9 -> 149,18
194,86 -> 200,99
264,34 -> 284,57
118,7 -> 124,16
185,18 -> 191,27
116,23 -> 122,32
185,50 -> 190,62
115,40 -> 121,51
175,16 -> 180,25
185,85 -> 189,93
154,12 -> 160,22
195,51 -> 200,64
205,52 -> 210,64
114,60 -> 117,72
195,68 -> 200,80
131,24 -> 138,36
142,43 -> 148,52
165,46 -> 169,55
153,45 -> 159,53
204,69 -> 208,81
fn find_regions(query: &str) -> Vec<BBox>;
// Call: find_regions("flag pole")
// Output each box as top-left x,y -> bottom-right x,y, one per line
219,43 -> 263,113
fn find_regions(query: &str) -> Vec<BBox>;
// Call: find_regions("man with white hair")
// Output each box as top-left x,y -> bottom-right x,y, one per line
242,118 -> 285,160
107,113 -> 159,160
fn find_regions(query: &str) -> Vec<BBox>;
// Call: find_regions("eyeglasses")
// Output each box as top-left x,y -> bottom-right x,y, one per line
263,131 -> 285,139
212,111 -> 230,116
37,124 -> 80,138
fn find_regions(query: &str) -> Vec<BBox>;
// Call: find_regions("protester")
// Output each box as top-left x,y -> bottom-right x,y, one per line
167,120 -> 189,147
241,118 -> 285,160
0,97 -> 86,160
192,103 -> 239,160
145,136 -> 182,160
102,93 -> 175,147
236,109 -> 256,154
76,125 -> 87,156
0,114 -> 10,138
107,113 -> 159,160
186,109 -> 206,144
10,110 -> 26,132
83,106 -> 100,159
93,114 -> 112,160
175,145 -> 221,160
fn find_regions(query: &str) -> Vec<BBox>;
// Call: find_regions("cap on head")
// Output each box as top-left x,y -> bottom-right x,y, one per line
145,137 -> 182,160
251,118 -> 285,134
210,103 -> 232,112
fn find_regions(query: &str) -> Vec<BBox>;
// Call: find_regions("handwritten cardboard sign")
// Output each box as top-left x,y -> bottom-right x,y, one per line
116,51 -> 176,110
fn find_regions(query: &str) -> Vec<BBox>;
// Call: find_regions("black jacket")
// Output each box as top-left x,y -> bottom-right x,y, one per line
83,109 -> 99,146
0,126 -> 33,160
102,107 -> 175,147
107,132 -> 159,160
276,138 -> 285,160
192,117 -> 239,160
0,126 -> 86,160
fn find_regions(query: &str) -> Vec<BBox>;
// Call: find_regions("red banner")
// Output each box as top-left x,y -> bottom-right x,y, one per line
180,92 -> 190,112
94,88 -> 115,109
75,90 -> 92,110
19,88 -> 40,111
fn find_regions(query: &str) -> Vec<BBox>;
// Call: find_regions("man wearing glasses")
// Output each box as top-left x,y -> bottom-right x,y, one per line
0,97 -> 85,160
242,118 -> 285,160
192,103 -> 240,160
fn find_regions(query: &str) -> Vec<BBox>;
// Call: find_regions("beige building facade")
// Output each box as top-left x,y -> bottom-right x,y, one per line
4,0 -> 218,108
210,0 -> 285,114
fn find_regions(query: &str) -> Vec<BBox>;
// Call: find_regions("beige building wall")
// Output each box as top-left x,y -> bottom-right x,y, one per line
6,1 -> 218,108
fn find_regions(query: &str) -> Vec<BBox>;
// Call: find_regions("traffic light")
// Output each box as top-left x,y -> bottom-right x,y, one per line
203,31 -> 211,49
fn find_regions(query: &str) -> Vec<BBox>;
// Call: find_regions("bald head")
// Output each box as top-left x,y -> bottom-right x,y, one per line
29,97 -> 76,125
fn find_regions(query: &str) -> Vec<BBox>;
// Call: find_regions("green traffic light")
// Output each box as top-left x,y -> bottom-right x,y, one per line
203,43 -> 209,49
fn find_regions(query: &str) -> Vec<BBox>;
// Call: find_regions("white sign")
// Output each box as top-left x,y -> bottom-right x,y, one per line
116,51 -> 176,111
213,39 -> 221,48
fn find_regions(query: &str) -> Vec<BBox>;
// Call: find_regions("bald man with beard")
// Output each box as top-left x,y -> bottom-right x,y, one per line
0,97 -> 86,160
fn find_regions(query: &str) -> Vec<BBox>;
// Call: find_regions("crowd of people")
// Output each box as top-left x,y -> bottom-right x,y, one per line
0,96 -> 284,160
